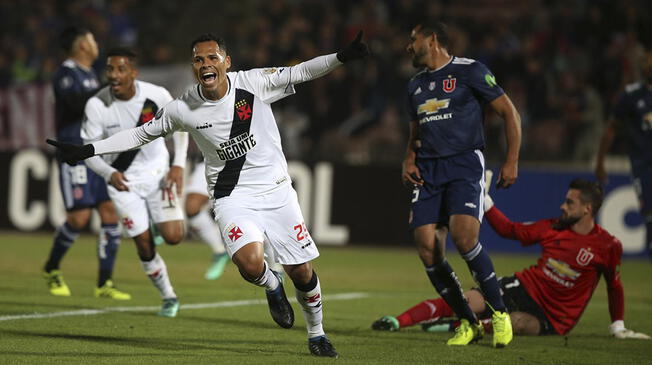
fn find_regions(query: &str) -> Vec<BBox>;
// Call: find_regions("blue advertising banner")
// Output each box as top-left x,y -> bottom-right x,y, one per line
481,168 -> 644,256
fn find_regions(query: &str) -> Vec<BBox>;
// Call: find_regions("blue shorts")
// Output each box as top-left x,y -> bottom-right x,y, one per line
409,150 -> 486,228
58,161 -> 110,212
633,168 -> 652,213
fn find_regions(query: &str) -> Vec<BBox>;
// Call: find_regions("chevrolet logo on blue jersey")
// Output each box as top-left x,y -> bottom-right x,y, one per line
417,98 -> 450,115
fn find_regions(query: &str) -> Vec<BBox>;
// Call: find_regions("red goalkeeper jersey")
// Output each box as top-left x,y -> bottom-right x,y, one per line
485,207 -> 624,335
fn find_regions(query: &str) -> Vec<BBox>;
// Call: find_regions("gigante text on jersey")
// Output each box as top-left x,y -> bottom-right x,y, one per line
216,132 -> 257,161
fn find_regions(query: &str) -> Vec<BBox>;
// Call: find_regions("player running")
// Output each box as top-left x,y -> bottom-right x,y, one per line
373,179 -> 650,340
402,21 -> 522,347
43,26 -> 129,300
81,48 -> 189,317
47,31 -> 369,357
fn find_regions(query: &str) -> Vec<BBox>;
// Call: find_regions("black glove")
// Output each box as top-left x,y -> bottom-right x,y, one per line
46,139 -> 95,165
336,30 -> 370,63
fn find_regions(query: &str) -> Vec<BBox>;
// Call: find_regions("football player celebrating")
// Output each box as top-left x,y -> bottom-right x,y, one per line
47,31 -> 369,357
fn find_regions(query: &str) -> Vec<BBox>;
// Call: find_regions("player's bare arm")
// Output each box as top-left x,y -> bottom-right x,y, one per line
489,94 -> 521,188
402,121 -> 423,187
594,117 -> 619,184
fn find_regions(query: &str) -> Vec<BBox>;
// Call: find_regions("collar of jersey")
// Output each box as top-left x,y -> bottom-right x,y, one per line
198,75 -> 231,104
427,56 -> 454,74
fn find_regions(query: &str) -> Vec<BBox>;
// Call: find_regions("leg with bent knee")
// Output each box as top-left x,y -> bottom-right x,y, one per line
233,241 -> 292,328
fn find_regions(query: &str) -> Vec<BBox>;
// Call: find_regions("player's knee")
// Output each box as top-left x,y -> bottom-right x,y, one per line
509,312 -> 540,336
67,210 -> 91,230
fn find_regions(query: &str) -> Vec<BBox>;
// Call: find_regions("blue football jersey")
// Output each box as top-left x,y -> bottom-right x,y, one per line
52,59 -> 100,144
612,82 -> 652,175
406,57 -> 504,158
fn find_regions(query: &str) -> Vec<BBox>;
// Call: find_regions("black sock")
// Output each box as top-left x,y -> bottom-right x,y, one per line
44,222 -> 80,272
425,260 -> 478,324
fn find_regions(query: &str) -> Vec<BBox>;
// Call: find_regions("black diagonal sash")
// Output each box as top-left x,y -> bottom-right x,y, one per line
111,98 -> 158,171
213,89 -> 255,199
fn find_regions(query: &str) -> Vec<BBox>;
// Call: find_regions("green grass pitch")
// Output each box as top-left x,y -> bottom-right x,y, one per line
0,232 -> 651,364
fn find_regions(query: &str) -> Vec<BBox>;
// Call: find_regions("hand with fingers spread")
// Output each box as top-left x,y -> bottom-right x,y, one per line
109,171 -> 129,191
46,139 -> 95,165
337,30 -> 370,63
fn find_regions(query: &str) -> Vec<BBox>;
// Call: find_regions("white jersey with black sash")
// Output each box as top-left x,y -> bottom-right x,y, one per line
82,80 -> 174,180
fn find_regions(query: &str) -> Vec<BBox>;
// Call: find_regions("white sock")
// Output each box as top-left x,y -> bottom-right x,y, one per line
188,210 -> 226,255
295,275 -> 325,339
141,253 -> 176,299
251,261 -> 280,291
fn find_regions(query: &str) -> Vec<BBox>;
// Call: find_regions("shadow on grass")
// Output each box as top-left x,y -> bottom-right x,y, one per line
0,329 -> 299,356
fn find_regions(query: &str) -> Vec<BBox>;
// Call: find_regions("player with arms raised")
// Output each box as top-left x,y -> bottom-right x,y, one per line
47,31 -> 369,357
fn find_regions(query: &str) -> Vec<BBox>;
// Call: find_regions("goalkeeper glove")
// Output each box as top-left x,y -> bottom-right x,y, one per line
337,30 -> 370,63
609,320 -> 650,339
46,139 -> 95,165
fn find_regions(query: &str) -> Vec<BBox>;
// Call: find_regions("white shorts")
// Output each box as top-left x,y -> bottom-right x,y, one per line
186,162 -> 209,196
109,171 -> 184,237
212,183 -> 319,265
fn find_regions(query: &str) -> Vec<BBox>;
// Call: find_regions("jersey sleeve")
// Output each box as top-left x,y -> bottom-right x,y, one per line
92,102 -> 182,155
241,53 -> 341,104
80,98 -> 105,143
485,206 -> 552,245
604,238 -> 624,322
467,61 -> 505,103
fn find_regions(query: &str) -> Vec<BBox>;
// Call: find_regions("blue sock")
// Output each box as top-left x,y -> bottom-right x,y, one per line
44,222 -> 80,272
98,224 -> 121,286
462,242 -> 506,312
425,260 -> 478,323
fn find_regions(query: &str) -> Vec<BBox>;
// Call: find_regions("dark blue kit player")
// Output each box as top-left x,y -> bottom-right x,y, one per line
402,22 -> 522,347
596,48 -> 652,260
43,26 -> 130,300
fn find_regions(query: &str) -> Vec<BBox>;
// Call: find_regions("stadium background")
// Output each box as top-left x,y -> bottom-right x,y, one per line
0,0 -> 651,255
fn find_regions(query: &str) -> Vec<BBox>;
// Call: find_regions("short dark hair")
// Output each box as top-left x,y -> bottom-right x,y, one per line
107,47 -> 138,66
60,26 -> 90,53
190,33 -> 227,53
416,21 -> 450,50
569,178 -> 604,216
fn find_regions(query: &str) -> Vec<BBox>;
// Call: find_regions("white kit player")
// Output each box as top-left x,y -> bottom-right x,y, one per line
47,32 -> 369,357
81,48 -> 188,318
185,160 -> 283,280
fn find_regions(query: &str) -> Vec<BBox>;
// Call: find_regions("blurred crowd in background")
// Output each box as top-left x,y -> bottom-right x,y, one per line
1,0 -> 650,166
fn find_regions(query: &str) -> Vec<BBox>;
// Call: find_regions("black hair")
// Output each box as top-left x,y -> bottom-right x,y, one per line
190,33 -> 227,53
107,47 -> 138,66
569,178 -> 604,216
416,21 -> 450,50
59,26 -> 90,53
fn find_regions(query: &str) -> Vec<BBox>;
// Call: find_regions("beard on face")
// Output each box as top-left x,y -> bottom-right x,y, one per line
552,214 -> 581,231
411,49 -> 426,68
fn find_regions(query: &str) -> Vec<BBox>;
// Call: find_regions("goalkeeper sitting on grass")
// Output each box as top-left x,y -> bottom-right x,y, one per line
373,178 -> 649,339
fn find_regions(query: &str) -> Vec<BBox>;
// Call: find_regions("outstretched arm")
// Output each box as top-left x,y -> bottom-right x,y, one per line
484,203 -> 549,245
